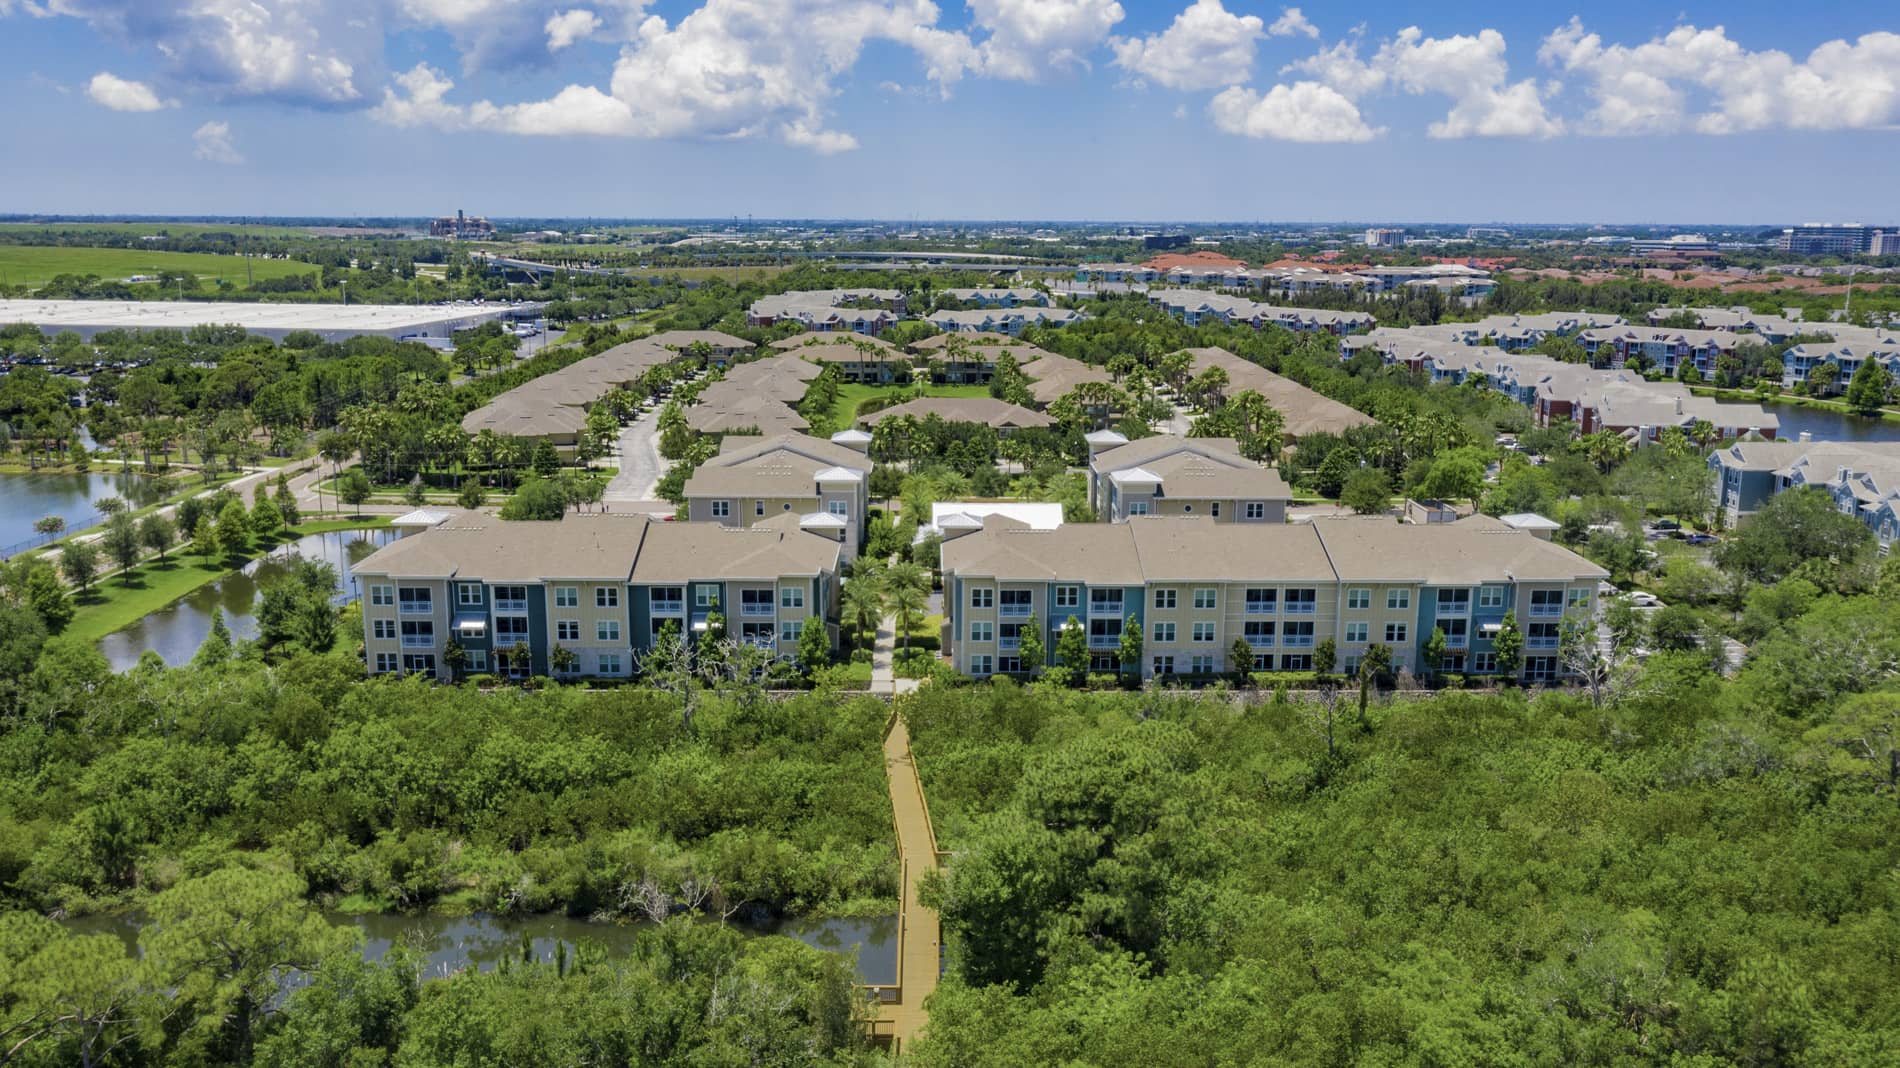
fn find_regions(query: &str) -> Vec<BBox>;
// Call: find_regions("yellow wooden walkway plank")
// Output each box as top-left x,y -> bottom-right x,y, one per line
875,712 -> 942,1053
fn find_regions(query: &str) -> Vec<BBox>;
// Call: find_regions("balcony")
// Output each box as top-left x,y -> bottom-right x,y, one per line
1436,602 -> 1470,617
494,634 -> 528,649
399,601 -> 433,615
1088,602 -> 1125,618
493,598 -> 528,614
739,603 -> 776,618
401,636 -> 435,649
1245,635 -> 1274,649
1526,637 -> 1560,650
1244,602 -> 1276,615
1281,635 -> 1316,648
651,599 -> 684,616
998,636 -> 1021,651
1444,635 -> 1469,650
1088,635 -> 1120,650
998,603 -> 1032,618
1528,604 -> 1564,619
1283,602 -> 1316,616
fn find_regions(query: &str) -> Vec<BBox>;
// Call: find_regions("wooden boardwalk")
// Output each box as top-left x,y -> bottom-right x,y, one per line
869,713 -> 944,1054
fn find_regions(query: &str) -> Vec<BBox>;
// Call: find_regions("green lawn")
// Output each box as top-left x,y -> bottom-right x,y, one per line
0,246 -> 316,288
63,519 -> 389,644
829,383 -> 993,430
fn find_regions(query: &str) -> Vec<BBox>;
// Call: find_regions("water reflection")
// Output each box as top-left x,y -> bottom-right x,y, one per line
99,528 -> 398,671
0,470 -> 170,549
66,909 -> 897,985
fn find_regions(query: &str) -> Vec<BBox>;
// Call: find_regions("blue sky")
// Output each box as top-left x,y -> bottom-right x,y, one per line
1,1 -> 1896,222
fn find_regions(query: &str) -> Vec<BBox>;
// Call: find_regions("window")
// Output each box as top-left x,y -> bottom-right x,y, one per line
1245,588 -> 1277,613
398,587 -> 433,614
1285,588 -> 1317,614
495,616 -> 529,646
1127,500 -> 1150,516
1151,622 -> 1176,643
1244,501 -> 1265,520
1191,622 -> 1216,643
1153,589 -> 1177,610
739,589 -> 775,616
1386,589 -> 1411,610
371,585 -> 394,606
374,652 -> 398,672
970,654 -> 993,676
779,620 -> 804,642
1191,655 -> 1215,674
1152,655 -> 1175,675
596,620 -> 621,642
1568,587 -> 1592,608
1471,652 -> 1497,674
1193,588 -> 1217,610
1280,654 -> 1312,671
1442,618 -> 1470,646
740,622 -> 774,646
1347,588 -> 1370,610
1243,621 -> 1274,646
556,620 -> 580,642
1055,586 -> 1079,609
493,585 -> 528,613
997,656 -> 1022,674
465,650 -> 488,673
400,620 -> 434,645
1282,621 -> 1315,647
711,500 -> 731,518
1088,618 -> 1123,644
402,654 -> 436,678
1525,656 -> 1558,683
373,619 -> 396,640
1251,653 -> 1272,671
459,583 -> 484,606
1529,589 -> 1565,616
970,621 -> 994,643
596,587 -> 619,609
598,653 -> 623,675
970,587 -> 994,609
695,585 -> 718,609
1385,623 -> 1408,643
828,500 -> 849,517
780,587 -> 805,610
999,590 -> 1031,616
1090,589 -> 1124,613
1528,622 -> 1561,649
553,586 -> 577,608
652,586 -> 685,611
755,500 -> 766,516
1345,622 -> 1368,643
1210,502 -> 1221,518
1479,586 -> 1505,609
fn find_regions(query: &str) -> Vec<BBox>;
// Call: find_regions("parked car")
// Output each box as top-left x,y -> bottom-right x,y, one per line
1684,533 -> 1718,546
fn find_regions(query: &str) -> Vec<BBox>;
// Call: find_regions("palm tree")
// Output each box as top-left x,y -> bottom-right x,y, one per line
842,571 -> 886,654
883,561 -> 930,652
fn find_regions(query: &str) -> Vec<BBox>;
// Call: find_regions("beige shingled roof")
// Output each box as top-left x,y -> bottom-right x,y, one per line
355,513 -> 652,583
940,521 -> 1146,586
1183,347 -> 1378,438
863,396 -> 1053,429
1312,516 -> 1608,584
685,433 -> 866,498
1128,518 -> 1331,581
629,519 -> 842,581
770,333 -> 903,355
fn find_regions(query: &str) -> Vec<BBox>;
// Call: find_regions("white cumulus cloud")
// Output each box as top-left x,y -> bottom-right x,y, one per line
192,120 -> 244,163
544,8 -> 601,51
86,71 -> 169,111
1111,0 -> 1263,91
1266,7 -> 1316,40
1540,18 -> 1900,136
1285,25 -> 1560,139
1208,81 -> 1377,141
968,0 -> 1124,81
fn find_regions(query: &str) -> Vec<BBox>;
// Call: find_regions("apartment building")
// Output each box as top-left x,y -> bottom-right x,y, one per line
908,334 -> 1055,384
772,333 -> 911,384
1577,327 -> 1745,376
1087,434 -> 1292,523
1781,341 -> 1900,393
1074,263 -> 1160,284
1146,289 -> 1377,335
940,287 -> 1050,308
745,289 -> 907,335
863,396 -> 1053,434
1709,439 -> 1900,542
461,336 -> 680,451
1182,346 -> 1379,440
939,515 -> 1606,681
355,512 -> 843,680
924,307 -> 1082,336
682,432 -> 870,557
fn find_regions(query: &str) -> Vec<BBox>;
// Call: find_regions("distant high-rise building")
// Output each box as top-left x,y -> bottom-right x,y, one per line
1630,234 -> 1716,255
1870,230 -> 1900,256
1363,228 -> 1404,248
1143,233 -> 1190,251
1777,224 -> 1876,256
430,209 -> 496,241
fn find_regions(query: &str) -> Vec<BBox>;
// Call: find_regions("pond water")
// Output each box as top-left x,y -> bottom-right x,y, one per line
67,909 -> 897,986
99,527 -> 399,671
1762,402 -> 1900,444
0,469 -> 169,552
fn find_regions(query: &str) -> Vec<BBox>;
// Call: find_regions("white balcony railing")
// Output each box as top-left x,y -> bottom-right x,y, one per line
493,599 -> 527,614
1246,635 -> 1274,648
998,636 -> 1021,651
401,636 -> 435,649
1245,602 -> 1276,615
1283,603 -> 1316,615
1526,637 -> 1560,650
739,603 -> 775,618
1281,635 -> 1316,648
999,604 -> 1031,618
1088,636 -> 1120,650
1528,604 -> 1564,618
495,635 -> 528,648
1088,602 -> 1124,618
399,602 -> 433,615
1436,603 -> 1470,616
651,600 -> 684,615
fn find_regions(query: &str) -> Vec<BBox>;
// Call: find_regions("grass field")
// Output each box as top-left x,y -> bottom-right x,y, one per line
828,383 -> 992,429
63,518 -> 391,644
0,246 -> 317,288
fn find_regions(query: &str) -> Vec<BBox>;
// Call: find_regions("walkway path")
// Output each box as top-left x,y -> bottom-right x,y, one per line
878,712 -> 943,1052
604,406 -> 666,503
869,613 -> 920,697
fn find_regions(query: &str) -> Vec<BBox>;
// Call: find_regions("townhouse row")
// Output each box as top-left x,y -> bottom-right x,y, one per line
1710,439 -> 1900,544
1146,289 -> 1377,335
354,511 -> 844,681
940,514 -> 1607,682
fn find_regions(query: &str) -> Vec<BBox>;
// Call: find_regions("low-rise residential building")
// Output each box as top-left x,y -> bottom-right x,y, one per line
1087,434 -> 1292,523
1075,263 -> 1161,284
1577,327 -> 1746,376
863,396 -> 1053,433
941,287 -> 1050,307
354,511 -> 843,680
772,333 -> 911,384
1182,347 -> 1379,440
939,514 -> 1605,681
746,289 -> 907,335
461,336 -> 680,451
1710,439 -> 1900,541
1147,289 -> 1376,335
646,330 -> 755,365
1780,341 -> 1900,393
924,307 -> 1082,336
682,432 -> 870,556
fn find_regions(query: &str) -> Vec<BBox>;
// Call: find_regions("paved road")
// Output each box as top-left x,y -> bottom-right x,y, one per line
604,407 -> 666,503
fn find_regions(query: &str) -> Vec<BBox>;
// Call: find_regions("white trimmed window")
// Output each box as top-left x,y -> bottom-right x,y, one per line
596,587 -> 619,609
779,620 -> 804,642
970,587 -> 994,609
374,653 -> 398,673
1055,586 -> 1079,610
1190,655 -> 1215,674
556,620 -> 580,642
596,620 -> 621,642
969,654 -> 993,676
466,650 -> 488,672
1385,623 -> 1408,643
1193,588 -> 1217,610
373,619 -> 396,639
1151,622 -> 1176,643
970,621 -> 994,642
1152,655 -> 1175,675
458,583 -> 483,606
1345,622 -> 1368,643
711,500 -> 731,518
371,585 -> 394,606
555,586 -> 578,608
1347,588 -> 1370,610
598,653 -> 623,675
1244,502 -> 1265,520
1191,622 -> 1216,643
1153,589 -> 1177,610
781,587 -> 805,609
1479,586 -> 1505,609
1387,589 -> 1411,610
